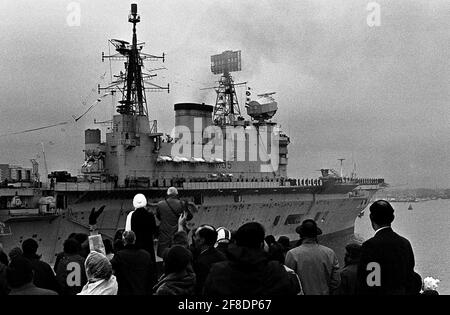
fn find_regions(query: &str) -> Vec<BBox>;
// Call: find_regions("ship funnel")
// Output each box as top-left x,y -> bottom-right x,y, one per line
174,103 -> 213,146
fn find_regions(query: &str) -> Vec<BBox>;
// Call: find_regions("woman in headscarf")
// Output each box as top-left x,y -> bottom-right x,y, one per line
78,251 -> 118,295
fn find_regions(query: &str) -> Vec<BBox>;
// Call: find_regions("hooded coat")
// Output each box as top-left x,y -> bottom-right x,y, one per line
203,244 -> 298,296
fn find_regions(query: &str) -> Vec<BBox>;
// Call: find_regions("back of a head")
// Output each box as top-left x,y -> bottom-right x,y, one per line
265,235 -> 276,246
164,245 -> 192,274
8,247 -> 23,261
64,238 -> 81,255
85,251 -> 112,281
277,236 -> 290,250
167,186 -> 178,197
369,200 -> 395,226
73,233 -> 89,245
68,233 -> 77,240
113,229 -> 125,243
197,225 -> 218,247
22,238 -> 39,257
268,243 -> 285,264
235,222 -> 265,249
345,242 -> 362,260
122,230 -> 136,246
216,227 -> 231,244
133,193 -> 147,209
6,256 -> 33,288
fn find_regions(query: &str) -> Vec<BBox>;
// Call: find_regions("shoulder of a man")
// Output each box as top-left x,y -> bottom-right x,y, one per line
208,259 -> 230,274
267,260 -> 298,294
287,245 -> 303,257
36,287 -> 59,295
136,248 -> 152,261
318,244 -> 337,256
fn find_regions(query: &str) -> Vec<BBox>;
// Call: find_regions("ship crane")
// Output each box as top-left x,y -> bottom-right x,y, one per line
98,3 -> 169,118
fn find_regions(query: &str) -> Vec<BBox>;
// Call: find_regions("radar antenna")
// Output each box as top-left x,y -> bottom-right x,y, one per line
98,3 -> 169,117
209,50 -> 246,126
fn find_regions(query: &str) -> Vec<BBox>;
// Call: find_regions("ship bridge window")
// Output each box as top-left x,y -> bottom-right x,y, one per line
284,214 -> 304,225
273,215 -> 280,226
193,194 -> 203,205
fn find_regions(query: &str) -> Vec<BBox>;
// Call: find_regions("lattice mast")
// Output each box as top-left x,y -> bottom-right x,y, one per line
210,50 -> 245,125
99,3 -> 169,118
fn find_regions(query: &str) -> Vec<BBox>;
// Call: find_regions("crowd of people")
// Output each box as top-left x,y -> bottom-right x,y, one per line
0,189 -> 440,296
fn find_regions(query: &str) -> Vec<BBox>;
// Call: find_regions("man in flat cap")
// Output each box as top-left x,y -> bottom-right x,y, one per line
285,219 -> 340,295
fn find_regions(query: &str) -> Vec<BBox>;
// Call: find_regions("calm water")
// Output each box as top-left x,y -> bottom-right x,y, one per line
354,199 -> 450,294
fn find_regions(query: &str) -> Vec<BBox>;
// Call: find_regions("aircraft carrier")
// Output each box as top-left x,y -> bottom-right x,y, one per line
0,4 -> 384,264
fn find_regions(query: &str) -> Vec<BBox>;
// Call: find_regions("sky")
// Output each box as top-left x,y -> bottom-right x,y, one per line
0,0 -> 449,188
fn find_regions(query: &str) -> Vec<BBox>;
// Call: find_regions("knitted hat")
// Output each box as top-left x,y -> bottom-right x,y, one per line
133,193 -> 147,209
216,227 -> 231,244
167,187 -> 178,196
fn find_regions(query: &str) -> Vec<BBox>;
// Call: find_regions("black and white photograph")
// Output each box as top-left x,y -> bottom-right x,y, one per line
0,0 -> 448,301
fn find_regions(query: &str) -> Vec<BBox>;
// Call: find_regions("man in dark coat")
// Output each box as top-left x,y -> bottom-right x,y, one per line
192,224 -> 226,295
7,257 -> 58,295
203,222 -> 298,296
111,230 -> 156,295
55,238 -> 87,295
357,200 -> 416,295
153,245 -> 196,295
22,238 -> 59,293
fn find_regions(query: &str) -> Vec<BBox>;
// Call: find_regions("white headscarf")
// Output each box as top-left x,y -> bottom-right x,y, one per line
78,275 -> 118,295
125,194 -> 147,231
78,251 -> 118,295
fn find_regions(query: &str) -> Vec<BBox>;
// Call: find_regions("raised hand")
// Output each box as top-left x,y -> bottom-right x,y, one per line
89,205 -> 105,225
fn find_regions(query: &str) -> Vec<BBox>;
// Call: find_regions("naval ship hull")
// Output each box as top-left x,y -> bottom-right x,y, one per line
1,181 -> 378,266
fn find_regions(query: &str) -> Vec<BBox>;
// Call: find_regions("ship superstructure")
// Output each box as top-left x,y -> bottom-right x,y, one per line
0,4 -> 385,265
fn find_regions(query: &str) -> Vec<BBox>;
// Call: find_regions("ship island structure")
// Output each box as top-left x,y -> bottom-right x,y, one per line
0,4 -> 384,264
